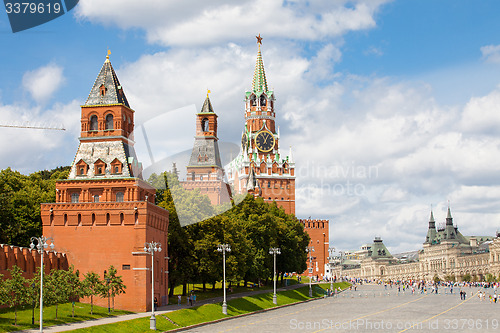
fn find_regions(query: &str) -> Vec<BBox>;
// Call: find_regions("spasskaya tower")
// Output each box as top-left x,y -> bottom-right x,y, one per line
227,35 -> 295,215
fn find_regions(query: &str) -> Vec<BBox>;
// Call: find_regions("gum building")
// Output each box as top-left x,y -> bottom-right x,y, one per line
330,207 -> 499,282
40,55 -> 169,312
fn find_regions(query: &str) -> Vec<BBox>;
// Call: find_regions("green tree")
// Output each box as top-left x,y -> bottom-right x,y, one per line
66,266 -> 85,317
44,269 -> 70,319
83,271 -> 104,315
0,166 -> 69,246
103,266 -> 126,311
462,273 -> 472,282
4,266 -> 28,325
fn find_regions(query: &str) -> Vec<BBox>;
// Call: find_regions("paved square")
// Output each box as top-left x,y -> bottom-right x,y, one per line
181,284 -> 500,333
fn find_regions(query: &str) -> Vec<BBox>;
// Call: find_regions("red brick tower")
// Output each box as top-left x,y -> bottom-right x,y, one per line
301,219 -> 330,278
40,54 -> 169,312
181,94 -> 231,205
226,35 -> 296,214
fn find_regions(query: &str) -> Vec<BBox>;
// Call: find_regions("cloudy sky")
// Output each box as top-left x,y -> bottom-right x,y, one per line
2,0 -> 500,253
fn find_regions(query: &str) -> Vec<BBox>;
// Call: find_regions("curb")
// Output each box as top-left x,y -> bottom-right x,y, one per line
165,287 -> 346,333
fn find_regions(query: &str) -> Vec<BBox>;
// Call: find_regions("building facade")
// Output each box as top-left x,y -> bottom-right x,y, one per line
226,36 -> 295,215
181,95 -> 232,205
330,208 -> 498,282
301,219 -> 329,278
40,55 -> 169,312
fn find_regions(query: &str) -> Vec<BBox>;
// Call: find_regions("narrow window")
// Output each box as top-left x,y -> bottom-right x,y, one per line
250,95 -> 256,106
114,166 -> 119,173
71,193 -> 79,203
260,95 -> 267,106
90,115 -> 98,131
79,167 -> 84,175
93,195 -> 99,202
105,114 -> 114,130
116,192 -> 124,202
191,172 -> 195,181
201,118 -> 209,132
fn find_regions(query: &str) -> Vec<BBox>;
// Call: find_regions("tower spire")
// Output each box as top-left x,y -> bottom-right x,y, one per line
252,34 -> 268,94
425,207 -> 437,244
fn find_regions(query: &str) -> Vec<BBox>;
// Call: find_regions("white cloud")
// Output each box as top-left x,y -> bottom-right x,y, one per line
75,0 -> 389,46
22,64 -> 65,103
461,87 -> 500,133
481,44 -> 500,64
0,100 -> 80,173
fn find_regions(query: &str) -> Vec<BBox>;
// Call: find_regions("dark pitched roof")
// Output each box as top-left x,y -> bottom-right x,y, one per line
85,58 -> 129,107
200,96 -> 214,113
187,138 -> 222,168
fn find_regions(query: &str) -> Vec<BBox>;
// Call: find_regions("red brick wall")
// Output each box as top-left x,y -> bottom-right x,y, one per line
300,219 -> 329,278
42,195 -> 169,312
0,244 -> 68,280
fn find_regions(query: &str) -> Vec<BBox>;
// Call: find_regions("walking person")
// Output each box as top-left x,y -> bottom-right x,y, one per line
178,295 -> 182,305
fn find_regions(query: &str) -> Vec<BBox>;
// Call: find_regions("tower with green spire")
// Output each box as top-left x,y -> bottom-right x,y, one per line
226,35 -> 296,215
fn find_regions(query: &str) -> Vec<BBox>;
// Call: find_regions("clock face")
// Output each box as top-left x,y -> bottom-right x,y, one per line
255,131 -> 275,152
241,133 -> 247,150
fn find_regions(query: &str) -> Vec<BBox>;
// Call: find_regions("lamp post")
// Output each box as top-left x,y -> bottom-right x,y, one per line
217,244 -> 231,314
144,241 -> 162,330
328,247 -> 336,294
30,236 -> 54,333
31,282 -> 35,325
306,246 -> 315,297
104,270 -> 110,314
269,247 -> 281,305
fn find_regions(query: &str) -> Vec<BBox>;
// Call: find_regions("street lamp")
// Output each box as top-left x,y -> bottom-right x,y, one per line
328,247 -> 336,294
269,247 -> 281,305
104,270 -> 110,314
217,244 -> 231,315
31,282 -> 35,325
30,236 -> 54,333
144,241 -> 162,330
306,246 -> 315,297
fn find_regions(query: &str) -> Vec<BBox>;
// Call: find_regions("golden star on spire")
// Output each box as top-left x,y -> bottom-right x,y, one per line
256,34 -> 263,45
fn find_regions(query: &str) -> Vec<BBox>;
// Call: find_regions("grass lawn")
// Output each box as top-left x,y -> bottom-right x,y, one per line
0,302 -> 132,332
68,282 -> 350,333
170,277 -> 298,304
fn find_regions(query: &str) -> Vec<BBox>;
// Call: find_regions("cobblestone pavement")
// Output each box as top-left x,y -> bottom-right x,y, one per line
181,284 -> 500,333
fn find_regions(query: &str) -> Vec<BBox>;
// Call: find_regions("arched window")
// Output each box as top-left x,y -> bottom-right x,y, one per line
105,114 -> 114,130
250,94 -> 257,106
90,115 -> 98,131
260,95 -> 267,106
116,192 -> 124,202
93,195 -> 99,202
201,118 -> 209,132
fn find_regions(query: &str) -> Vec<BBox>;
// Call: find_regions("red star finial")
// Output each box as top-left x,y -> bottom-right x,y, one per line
256,34 -> 263,45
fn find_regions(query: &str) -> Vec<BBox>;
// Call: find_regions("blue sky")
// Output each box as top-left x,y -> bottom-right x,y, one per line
2,0 -> 500,253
